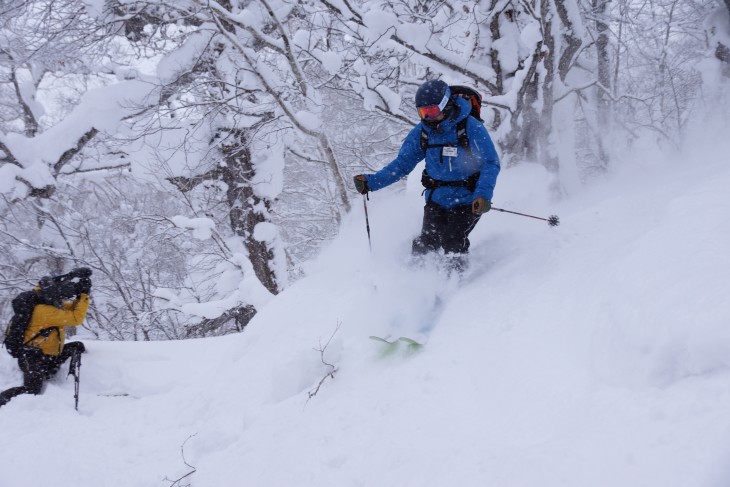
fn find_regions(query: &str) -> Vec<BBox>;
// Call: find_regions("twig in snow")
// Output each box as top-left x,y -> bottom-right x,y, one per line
305,321 -> 341,406
164,433 -> 198,487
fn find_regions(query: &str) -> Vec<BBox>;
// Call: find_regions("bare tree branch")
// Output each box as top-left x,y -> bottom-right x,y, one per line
53,128 -> 99,176
0,140 -> 22,167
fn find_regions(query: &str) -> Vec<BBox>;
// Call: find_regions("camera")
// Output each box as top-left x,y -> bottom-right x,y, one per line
39,267 -> 92,304
57,267 -> 92,281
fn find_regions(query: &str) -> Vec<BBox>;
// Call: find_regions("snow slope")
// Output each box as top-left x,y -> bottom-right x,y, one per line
2,136 -> 730,487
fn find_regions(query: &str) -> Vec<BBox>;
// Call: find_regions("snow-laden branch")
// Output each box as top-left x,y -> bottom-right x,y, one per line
321,3 -> 499,94
192,0 -> 311,100
10,68 -> 40,137
0,138 -> 22,168
197,0 -> 287,53
1,79 -> 157,198
53,128 -> 99,176
208,9 -> 351,213
386,32 -> 499,94
258,0 -> 312,99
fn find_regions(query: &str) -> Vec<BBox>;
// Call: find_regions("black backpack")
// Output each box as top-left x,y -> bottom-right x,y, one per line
450,85 -> 483,121
3,291 -> 40,358
419,85 -> 484,152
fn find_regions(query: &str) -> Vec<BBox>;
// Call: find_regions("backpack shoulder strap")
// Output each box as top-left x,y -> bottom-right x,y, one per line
421,120 -> 469,151
420,127 -> 429,152
421,116 -> 476,152
456,118 -> 469,148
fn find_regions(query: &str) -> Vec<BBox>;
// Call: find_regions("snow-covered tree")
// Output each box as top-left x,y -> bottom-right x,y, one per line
1,0 -> 726,342
711,0 -> 730,72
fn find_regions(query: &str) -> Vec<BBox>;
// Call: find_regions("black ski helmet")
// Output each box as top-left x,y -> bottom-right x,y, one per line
415,79 -> 450,109
415,79 -> 454,127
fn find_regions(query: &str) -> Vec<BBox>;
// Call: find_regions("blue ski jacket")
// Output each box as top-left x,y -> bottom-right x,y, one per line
365,97 -> 500,208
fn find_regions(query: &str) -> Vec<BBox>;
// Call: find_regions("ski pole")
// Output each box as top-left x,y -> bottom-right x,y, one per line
74,353 -> 81,411
491,206 -> 560,227
68,349 -> 81,410
362,194 -> 372,251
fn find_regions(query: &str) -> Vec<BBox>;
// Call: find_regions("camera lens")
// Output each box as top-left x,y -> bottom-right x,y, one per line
71,267 -> 92,278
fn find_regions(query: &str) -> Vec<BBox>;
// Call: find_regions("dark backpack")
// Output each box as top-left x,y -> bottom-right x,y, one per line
3,291 -> 40,359
419,85 -> 484,153
450,85 -> 483,121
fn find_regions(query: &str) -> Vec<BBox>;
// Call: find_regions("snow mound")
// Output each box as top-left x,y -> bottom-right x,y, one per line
2,142 -> 730,486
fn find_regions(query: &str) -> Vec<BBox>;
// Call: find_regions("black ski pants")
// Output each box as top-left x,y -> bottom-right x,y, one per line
0,342 -> 84,408
411,202 -> 481,256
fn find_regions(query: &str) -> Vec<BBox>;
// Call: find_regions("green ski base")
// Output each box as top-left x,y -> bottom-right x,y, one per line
369,336 -> 424,357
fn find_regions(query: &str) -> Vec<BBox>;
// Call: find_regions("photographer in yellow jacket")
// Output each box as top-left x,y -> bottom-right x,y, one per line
1,268 -> 92,408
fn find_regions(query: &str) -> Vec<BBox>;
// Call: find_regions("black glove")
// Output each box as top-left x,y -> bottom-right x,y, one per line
353,175 -> 370,195
77,277 -> 92,295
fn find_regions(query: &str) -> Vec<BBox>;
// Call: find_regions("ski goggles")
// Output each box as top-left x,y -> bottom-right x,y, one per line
417,86 -> 451,120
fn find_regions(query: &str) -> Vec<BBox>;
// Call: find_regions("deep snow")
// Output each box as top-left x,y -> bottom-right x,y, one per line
2,134 -> 730,487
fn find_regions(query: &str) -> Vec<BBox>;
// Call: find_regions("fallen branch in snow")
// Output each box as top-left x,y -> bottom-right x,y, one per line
305,322 -> 341,406
164,433 -> 197,487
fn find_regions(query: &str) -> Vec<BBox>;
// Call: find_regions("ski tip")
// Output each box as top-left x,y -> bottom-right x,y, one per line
398,337 -> 425,354
369,335 -> 394,344
370,336 -> 401,358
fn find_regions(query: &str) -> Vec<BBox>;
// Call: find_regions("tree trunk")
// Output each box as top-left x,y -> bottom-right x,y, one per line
488,0 -> 504,128
718,0 -> 730,69
539,0 -> 560,186
593,0 -> 612,169
219,125 -> 280,296
501,41 -> 543,165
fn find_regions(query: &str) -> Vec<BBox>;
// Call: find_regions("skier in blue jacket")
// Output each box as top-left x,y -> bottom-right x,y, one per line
354,79 -> 500,270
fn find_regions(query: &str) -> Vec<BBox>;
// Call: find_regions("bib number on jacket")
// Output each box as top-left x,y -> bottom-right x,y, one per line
442,147 -> 458,158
